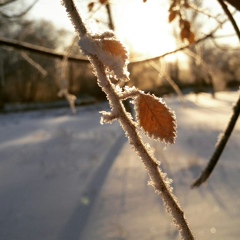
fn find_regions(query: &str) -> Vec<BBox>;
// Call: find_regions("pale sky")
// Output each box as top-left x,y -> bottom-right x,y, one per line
8,0 -> 240,57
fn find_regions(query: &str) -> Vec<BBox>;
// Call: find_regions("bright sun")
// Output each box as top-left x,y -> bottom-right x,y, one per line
113,0 -> 176,58
29,0 -> 177,59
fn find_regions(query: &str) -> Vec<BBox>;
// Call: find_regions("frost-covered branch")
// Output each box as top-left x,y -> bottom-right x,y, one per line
61,0 -> 194,239
192,0 -> 240,188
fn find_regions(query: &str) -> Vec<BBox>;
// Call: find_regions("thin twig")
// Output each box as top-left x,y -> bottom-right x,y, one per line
184,48 -> 215,97
130,15 -> 231,64
0,36 -> 88,62
187,2 -> 222,24
217,0 -> 240,38
192,0 -> 240,188
0,0 -> 17,7
0,0 -> 39,18
192,93 -> 240,187
224,0 -> 240,10
210,37 -> 240,51
21,52 -> 47,76
0,13 -> 233,65
61,0 -> 194,239
148,60 -> 186,107
18,23 -> 47,76
60,35 -> 78,81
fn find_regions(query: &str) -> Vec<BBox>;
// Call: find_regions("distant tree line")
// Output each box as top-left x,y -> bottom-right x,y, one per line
0,0 -> 240,109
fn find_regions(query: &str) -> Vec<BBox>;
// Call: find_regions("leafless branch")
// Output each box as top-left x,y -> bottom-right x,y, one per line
218,0 -> 240,39
0,0 -> 17,7
224,0 -> 240,10
21,51 -> 47,76
60,35 -> 78,79
210,37 -> 240,51
0,0 -> 39,18
187,2 -> 222,23
148,60 -> 186,107
0,12 -> 234,69
130,18 -> 230,64
192,0 -> 240,188
192,93 -> 240,187
184,48 -> 215,97
0,36 -> 88,62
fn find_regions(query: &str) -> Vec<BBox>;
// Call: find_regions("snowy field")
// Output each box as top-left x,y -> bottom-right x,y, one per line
0,90 -> 239,240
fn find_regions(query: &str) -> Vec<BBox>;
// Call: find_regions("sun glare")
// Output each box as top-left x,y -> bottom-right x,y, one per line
113,0 -> 176,58
29,0 -> 177,59
28,0 -> 240,59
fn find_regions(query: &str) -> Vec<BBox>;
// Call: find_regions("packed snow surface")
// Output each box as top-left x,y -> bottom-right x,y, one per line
0,91 -> 239,240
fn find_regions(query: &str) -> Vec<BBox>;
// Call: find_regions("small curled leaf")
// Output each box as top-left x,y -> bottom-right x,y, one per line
179,19 -> 195,44
187,31 -> 195,44
102,39 -> 128,61
88,2 -> 94,12
99,0 -> 107,4
180,28 -> 190,41
134,92 -> 177,144
169,10 -> 177,23
180,19 -> 190,29
100,38 -> 129,80
180,27 -> 195,44
79,35 -> 129,81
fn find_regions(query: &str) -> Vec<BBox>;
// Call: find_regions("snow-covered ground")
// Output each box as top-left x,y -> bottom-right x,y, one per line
0,90 -> 239,240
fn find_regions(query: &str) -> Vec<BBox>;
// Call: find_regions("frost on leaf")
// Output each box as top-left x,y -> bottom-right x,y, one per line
134,92 -> 177,144
102,39 -> 128,61
79,33 -> 129,81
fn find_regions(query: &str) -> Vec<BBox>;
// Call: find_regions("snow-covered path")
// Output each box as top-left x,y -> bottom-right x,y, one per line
0,103 -> 125,240
0,91 -> 239,240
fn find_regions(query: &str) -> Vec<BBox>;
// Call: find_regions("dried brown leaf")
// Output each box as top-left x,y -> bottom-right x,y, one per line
88,2 -> 94,12
135,93 -> 177,144
99,0 -> 107,4
180,19 -> 190,30
180,28 -> 190,41
179,20 -> 195,44
169,10 -> 177,23
187,31 -> 195,44
102,39 -> 128,61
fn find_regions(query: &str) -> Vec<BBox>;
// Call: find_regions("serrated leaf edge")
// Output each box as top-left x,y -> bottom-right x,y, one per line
134,92 -> 177,144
